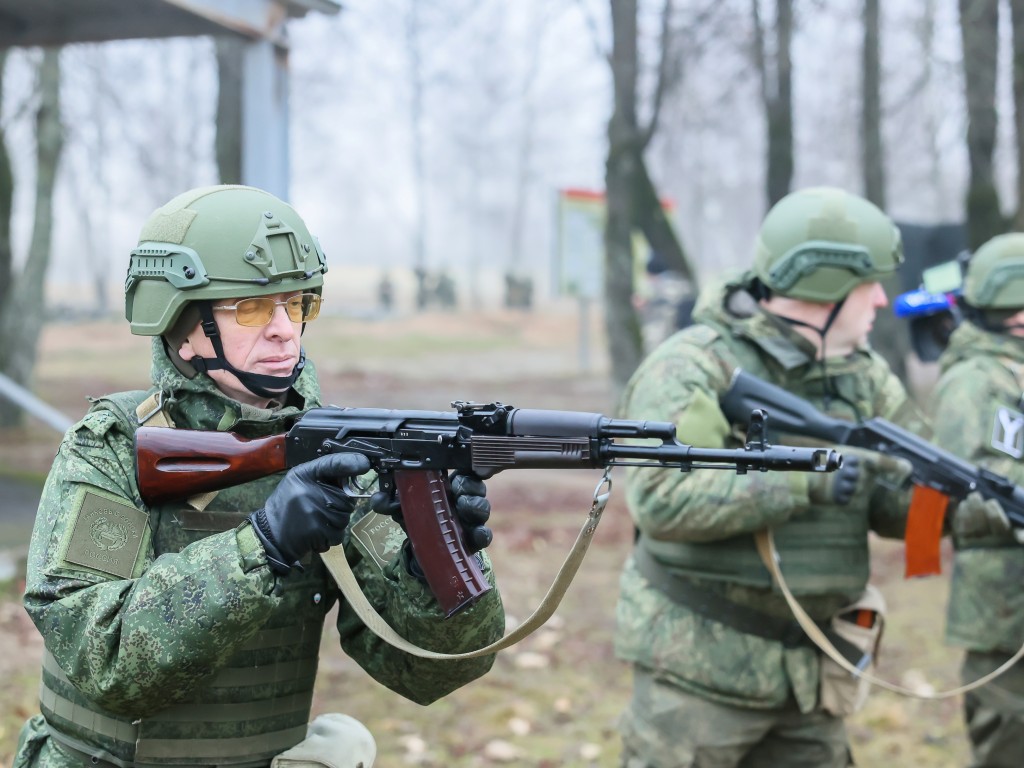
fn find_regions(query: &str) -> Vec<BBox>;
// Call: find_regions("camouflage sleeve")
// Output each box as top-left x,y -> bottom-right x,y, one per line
620,334 -> 811,542
873,357 -> 931,436
22,410 -> 280,717
335,507 -> 504,705
864,360 -> 924,538
932,361 -> 1024,482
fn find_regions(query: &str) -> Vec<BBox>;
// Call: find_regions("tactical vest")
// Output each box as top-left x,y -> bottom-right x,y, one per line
40,391 -> 329,767
648,323 -> 873,598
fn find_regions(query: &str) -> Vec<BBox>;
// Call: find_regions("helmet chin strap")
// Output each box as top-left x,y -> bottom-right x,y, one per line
188,302 -> 305,400
769,298 -> 847,408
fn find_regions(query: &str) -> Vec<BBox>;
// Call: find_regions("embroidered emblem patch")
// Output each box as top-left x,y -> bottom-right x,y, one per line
65,490 -> 148,579
349,512 -> 406,572
991,406 -> 1024,459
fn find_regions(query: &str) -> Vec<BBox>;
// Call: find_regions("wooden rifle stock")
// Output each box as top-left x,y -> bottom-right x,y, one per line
136,427 -> 489,617
136,428 -> 287,504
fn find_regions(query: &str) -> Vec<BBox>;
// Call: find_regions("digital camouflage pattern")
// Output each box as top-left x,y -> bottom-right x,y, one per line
934,320 -> 1024,768
615,276 -> 921,719
935,321 -> 1024,653
14,338 -> 504,767
619,667 -> 850,768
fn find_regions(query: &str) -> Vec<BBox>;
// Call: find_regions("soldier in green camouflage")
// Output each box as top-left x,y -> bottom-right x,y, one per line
12,185 -> 505,768
932,233 -> 1024,768
614,187 -> 924,767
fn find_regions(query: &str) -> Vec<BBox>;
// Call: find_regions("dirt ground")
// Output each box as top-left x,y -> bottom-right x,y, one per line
0,307 -> 973,766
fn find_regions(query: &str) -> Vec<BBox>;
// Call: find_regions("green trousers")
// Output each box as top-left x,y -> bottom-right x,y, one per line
962,652 -> 1024,768
618,666 -> 852,768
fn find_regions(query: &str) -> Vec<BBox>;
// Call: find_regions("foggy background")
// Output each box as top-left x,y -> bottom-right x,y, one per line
1,0 -> 1003,315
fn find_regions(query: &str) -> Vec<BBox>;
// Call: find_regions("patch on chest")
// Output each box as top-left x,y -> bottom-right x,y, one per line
991,406 -> 1024,459
349,512 -> 406,572
64,490 -> 148,579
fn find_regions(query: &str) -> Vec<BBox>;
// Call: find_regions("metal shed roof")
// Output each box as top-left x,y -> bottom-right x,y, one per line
0,0 -> 341,48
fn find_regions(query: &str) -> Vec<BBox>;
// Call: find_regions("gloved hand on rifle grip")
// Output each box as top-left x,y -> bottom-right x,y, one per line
249,453 -> 372,576
809,453 -> 861,506
370,471 -> 493,581
808,448 -> 913,507
951,490 -> 1023,545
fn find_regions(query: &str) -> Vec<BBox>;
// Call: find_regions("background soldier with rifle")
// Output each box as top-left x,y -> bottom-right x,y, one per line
614,187 -> 926,768
931,233 -> 1024,768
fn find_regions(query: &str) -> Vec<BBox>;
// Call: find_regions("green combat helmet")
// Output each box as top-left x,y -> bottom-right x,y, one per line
125,185 -> 327,397
963,233 -> 1024,309
753,186 -> 903,303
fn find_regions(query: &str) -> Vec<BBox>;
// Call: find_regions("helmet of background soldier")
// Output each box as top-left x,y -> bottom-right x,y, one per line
124,185 -> 327,339
962,233 -> 1024,310
752,186 -> 903,303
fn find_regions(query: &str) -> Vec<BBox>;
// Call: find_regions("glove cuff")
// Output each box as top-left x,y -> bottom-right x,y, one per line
248,510 -> 294,576
400,540 -> 428,583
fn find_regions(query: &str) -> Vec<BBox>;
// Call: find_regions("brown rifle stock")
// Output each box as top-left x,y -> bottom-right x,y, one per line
136,429 -> 287,503
136,427 -> 488,617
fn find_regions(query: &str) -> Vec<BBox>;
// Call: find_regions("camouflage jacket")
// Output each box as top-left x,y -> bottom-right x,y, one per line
935,321 -> 1024,653
19,338 -> 504,765
614,277 -> 921,713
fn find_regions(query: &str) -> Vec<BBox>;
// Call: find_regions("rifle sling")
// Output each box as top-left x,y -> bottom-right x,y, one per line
320,472 -> 613,659
633,540 -> 866,667
755,528 -> 1024,700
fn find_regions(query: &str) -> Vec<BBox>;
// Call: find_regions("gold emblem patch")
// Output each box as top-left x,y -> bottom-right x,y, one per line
65,490 -> 148,579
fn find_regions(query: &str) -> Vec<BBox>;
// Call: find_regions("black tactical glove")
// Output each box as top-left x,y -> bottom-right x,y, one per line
809,453 -> 862,506
249,453 -> 372,575
370,471 -> 493,580
809,449 -> 913,507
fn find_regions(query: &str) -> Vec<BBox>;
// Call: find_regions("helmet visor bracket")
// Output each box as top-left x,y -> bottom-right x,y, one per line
244,212 -> 327,284
971,257 -> 1024,307
768,241 -> 875,293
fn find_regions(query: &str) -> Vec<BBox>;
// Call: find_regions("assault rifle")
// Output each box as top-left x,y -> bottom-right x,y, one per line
721,368 -> 1024,558
136,401 -> 841,615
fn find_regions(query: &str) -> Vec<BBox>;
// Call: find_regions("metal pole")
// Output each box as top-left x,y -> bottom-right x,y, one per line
0,373 -> 73,434
579,295 -> 590,372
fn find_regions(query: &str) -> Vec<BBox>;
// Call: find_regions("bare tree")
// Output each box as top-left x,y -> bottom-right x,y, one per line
751,0 -> 794,207
1010,0 -> 1024,230
862,0 -> 885,207
859,0 -> 911,384
0,50 -> 13,310
407,0 -> 429,305
605,0 -> 698,395
0,49 -> 65,426
959,0 -> 1003,248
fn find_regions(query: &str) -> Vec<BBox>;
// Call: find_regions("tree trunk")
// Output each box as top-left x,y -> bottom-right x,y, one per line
605,0 -> 645,400
0,50 -> 13,309
215,36 -> 244,185
860,0 -> 909,385
862,0 -> 885,208
0,49 -> 64,427
758,0 -> 794,206
407,0 -> 428,279
632,153 -> 696,285
960,0 -> 1003,248
1011,0 -> 1024,229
